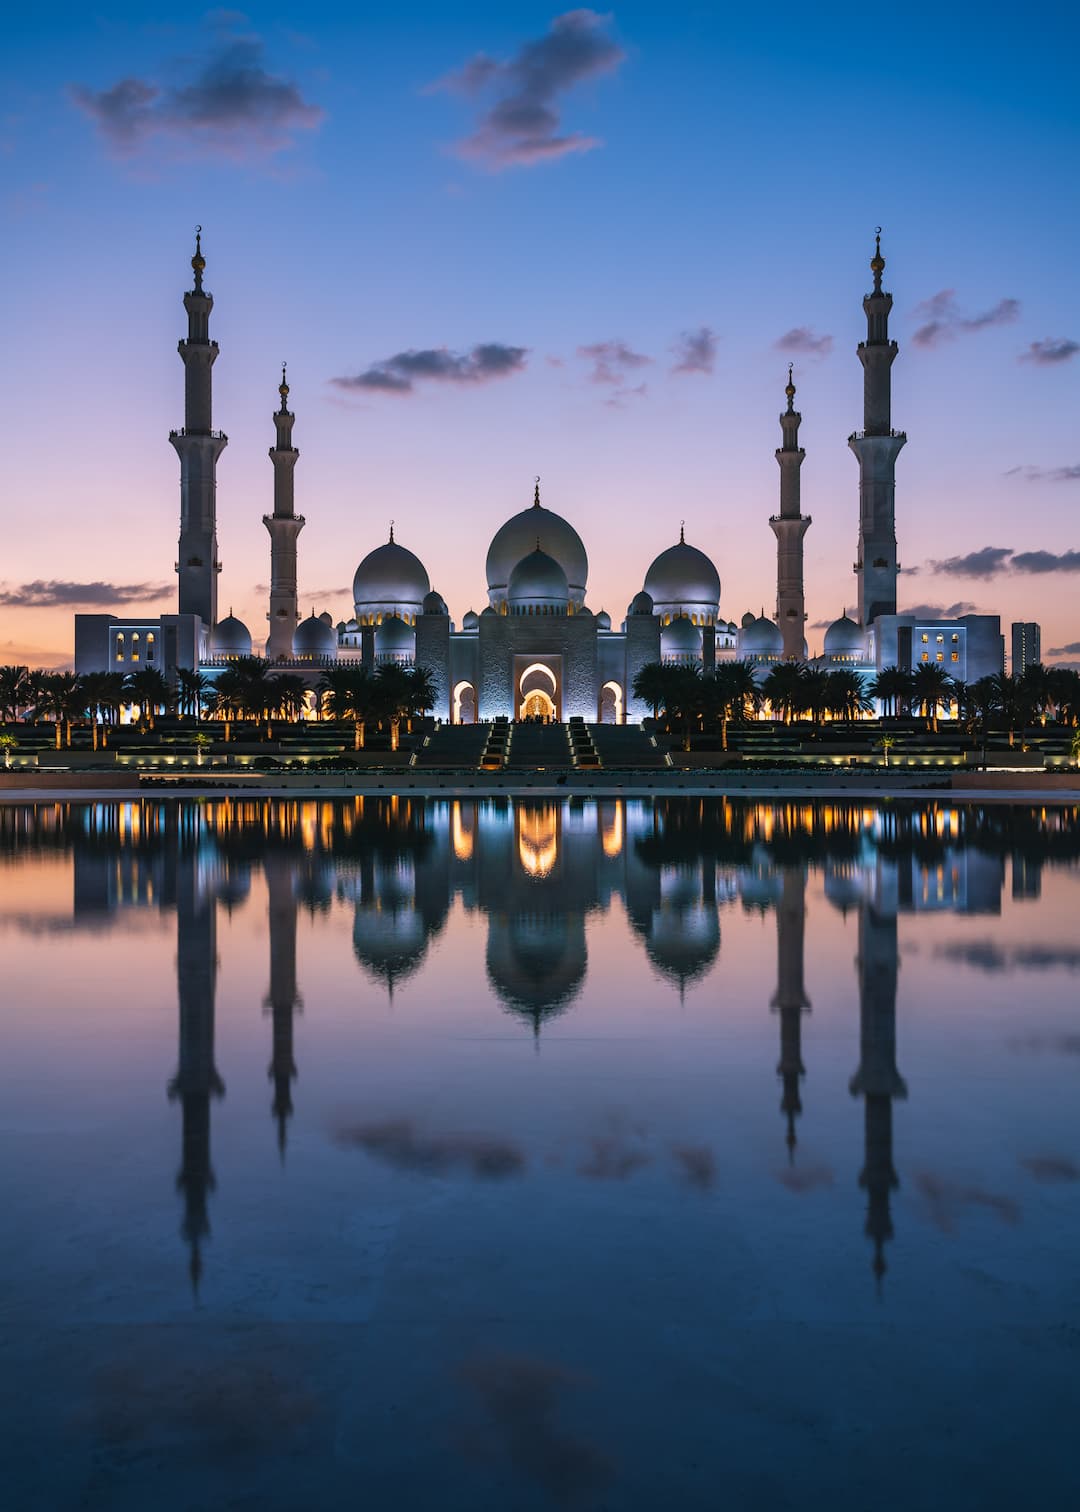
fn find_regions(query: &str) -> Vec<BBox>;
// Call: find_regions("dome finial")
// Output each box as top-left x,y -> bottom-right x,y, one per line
278,361 -> 289,410
871,226 -> 885,292
785,363 -> 796,410
389,519 -> 395,543
533,475 -> 541,509
679,520 -> 685,544
191,224 -> 206,292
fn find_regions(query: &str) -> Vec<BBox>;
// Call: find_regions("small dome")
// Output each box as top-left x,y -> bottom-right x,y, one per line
740,615 -> 783,657
293,612 -> 338,659
629,589 -> 655,617
480,606 -> 497,618
824,612 -> 864,661
643,533 -> 720,617
211,612 -> 252,658
596,609 -> 612,631
353,533 -> 430,617
741,611 -> 757,630
486,488 -> 588,608
507,547 -> 568,614
318,611 -> 333,626
661,615 -> 702,662
462,609 -> 479,630
422,590 -> 448,615
374,613 -> 415,660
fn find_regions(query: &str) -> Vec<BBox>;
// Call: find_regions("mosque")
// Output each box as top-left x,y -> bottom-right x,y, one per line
74,231 -> 1005,716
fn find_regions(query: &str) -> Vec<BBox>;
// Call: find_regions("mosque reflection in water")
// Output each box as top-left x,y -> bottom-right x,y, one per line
5,795 -> 1077,1295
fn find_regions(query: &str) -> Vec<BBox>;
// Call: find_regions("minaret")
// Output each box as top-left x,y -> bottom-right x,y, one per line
849,893 -> 908,1291
770,367 -> 811,660
171,229 -> 226,630
264,366 -> 305,660
167,843 -> 224,1295
264,852 -> 301,1157
771,866 -> 811,1157
849,230 -> 906,627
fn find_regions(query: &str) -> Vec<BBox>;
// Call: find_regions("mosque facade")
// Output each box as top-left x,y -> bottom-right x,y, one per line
74,232 -> 1006,716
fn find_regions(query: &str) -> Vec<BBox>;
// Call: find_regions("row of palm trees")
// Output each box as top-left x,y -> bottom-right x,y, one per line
630,659 -> 1080,748
0,660 -> 437,750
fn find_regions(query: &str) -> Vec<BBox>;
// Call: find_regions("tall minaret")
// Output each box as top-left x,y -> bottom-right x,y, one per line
264,366 -> 304,660
171,229 -> 226,630
849,230 -> 906,627
770,367 -> 811,660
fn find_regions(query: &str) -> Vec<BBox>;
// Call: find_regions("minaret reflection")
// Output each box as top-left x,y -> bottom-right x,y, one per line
771,867 -> 810,1159
264,852 -> 301,1159
167,827 -> 223,1296
850,890 -> 907,1291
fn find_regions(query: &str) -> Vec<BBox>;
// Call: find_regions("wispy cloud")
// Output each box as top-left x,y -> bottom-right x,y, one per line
1019,337 -> 1079,365
912,289 -> 1020,349
927,547 -> 1013,579
577,339 -> 650,386
427,9 -> 625,170
1048,641 -> 1080,657
902,601 -> 979,619
774,326 -> 833,358
670,327 -> 718,376
71,17 -> 322,161
1011,549 -> 1080,573
0,579 -> 172,608
1006,463 -> 1080,483
330,343 -> 528,395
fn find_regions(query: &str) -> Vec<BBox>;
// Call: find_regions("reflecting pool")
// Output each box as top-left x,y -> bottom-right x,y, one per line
1,796 -> 1079,1509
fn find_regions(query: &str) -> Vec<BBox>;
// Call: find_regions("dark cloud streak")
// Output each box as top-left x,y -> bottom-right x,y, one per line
331,343 -> 528,396
0,579 -> 172,608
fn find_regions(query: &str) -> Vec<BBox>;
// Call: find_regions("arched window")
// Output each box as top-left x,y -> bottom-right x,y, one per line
115,633 -> 125,662
131,632 -> 141,662
146,632 -> 155,660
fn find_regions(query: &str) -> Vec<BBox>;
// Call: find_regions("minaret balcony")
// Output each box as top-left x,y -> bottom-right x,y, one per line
848,429 -> 906,442
170,428 -> 228,440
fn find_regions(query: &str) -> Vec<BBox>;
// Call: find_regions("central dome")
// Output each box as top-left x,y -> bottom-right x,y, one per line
353,531 -> 430,621
486,484 -> 587,609
644,531 -> 721,620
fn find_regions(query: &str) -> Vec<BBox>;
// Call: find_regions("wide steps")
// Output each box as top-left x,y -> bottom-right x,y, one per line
412,722 -> 492,769
588,723 -> 669,768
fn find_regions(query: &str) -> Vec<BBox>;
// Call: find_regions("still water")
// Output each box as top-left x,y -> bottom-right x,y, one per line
1,795 -> 1078,1510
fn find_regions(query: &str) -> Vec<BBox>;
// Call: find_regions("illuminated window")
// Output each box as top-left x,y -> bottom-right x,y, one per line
921,634 -> 929,644
921,652 -> 929,662
951,652 -> 959,662
115,634 -> 125,661
936,652 -> 944,662
146,633 -> 155,660
936,633 -> 944,644
131,633 -> 140,662
951,634 -> 959,644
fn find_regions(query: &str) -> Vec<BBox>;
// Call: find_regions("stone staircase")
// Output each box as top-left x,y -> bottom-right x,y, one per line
588,723 -> 670,769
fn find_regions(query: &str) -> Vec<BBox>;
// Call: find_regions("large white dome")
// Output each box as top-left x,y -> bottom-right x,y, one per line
643,530 -> 721,619
507,547 -> 569,615
486,485 -> 587,609
353,530 -> 430,620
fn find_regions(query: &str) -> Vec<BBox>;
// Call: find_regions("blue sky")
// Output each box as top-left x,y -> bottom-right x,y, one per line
3,2 -> 1078,664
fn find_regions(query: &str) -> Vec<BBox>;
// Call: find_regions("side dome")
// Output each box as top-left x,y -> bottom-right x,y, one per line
422,590 -> 448,615
628,589 -> 655,617
507,547 -> 568,615
486,485 -> 588,609
211,611 -> 252,658
293,612 -> 338,659
824,612 -> 864,662
352,530 -> 430,621
374,613 -> 415,663
462,609 -> 479,631
643,531 -> 721,620
595,609 -> 612,631
661,614 -> 702,663
740,614 -> 783,659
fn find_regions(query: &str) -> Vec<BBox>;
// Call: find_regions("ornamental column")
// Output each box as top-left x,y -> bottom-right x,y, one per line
264,366 -> 305,659
849,230 -> 906,626
171,230 -> 227,630
770,367 -> 811,660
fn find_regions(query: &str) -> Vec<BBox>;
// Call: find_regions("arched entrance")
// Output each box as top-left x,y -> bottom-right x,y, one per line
453,680 -> 477,723
599,680 -> 623,724
517,661 -> 560,722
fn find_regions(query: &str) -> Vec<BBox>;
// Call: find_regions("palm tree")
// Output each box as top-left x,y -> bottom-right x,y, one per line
374,663 -> 415,751
827,669 -> 873,721
175,668 -> 211,722
407,666 -> 437,728
1053,668 -> 1080,728
79,671 -> 118,751
0,665 -> 31,723
38,672 -> 84,748
761,662 -> 806,725
868,666 -> 913,719
125,668 -> 170,730
911,663 -> 953,732
1018,663 -> 1053,727
800,668 -> 832,727
631,662 -> 673,722
0,732 -> 17,769
1071,728 -> 1080,768
709,661 -> 760,751
321,665 -> 376,749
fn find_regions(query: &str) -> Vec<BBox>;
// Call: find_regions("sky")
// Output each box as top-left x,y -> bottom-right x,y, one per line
2,1 -> 1079,668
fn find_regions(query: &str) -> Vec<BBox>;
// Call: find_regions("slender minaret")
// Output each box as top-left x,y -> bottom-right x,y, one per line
770,367 -> 811,660
771,865 -> 811,1157
264,365 -> 304,659
849,230 -> 906,627
171,229 -> 226,630
849,892 -> 908,1291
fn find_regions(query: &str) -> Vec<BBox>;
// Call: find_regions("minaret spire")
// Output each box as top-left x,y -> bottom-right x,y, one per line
264,365 -> 304,659
771,867 -> 811,1157
264,854 -> 301,1159
171,227 -> 226,632
769,367 -> 811,660
849,228 -> 906,626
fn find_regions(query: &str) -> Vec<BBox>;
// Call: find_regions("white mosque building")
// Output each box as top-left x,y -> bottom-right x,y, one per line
74,232 -> 1005,719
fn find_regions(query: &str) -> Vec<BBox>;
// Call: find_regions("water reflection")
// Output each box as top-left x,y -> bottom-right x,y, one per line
1,796 -> 1078,1299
